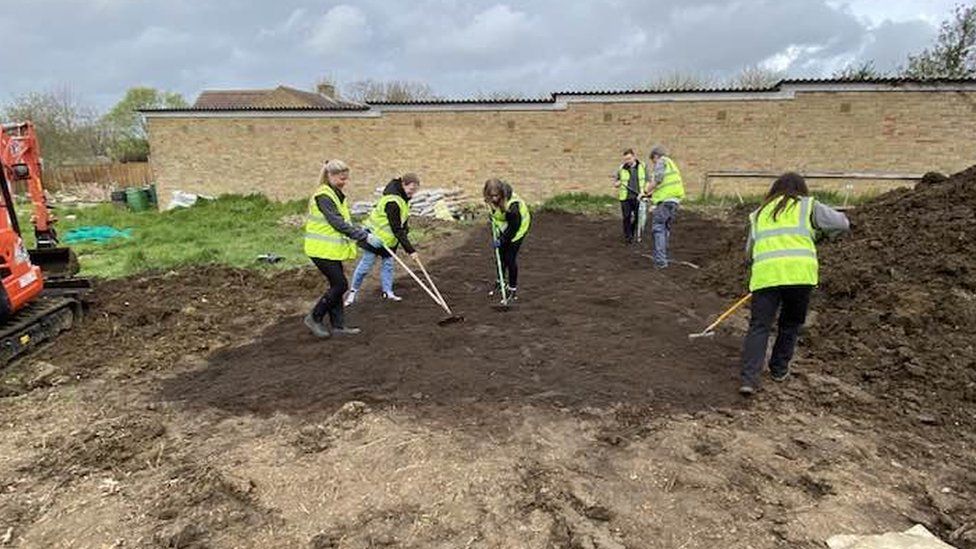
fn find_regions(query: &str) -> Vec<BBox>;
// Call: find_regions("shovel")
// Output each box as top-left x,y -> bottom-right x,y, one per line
381,244 -> 464,326
688,293 -> 752,339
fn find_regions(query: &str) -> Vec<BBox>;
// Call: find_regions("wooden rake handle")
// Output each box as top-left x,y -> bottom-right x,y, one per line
381,244 -> 452,315
701,293 -> 753,334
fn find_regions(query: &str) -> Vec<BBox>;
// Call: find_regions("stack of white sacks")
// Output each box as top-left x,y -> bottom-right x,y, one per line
350,187 -> 467,219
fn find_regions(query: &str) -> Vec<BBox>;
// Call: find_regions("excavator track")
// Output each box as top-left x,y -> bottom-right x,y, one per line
0,295 -> 82,366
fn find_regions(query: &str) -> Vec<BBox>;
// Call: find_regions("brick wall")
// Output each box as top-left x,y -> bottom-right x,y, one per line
145,87 -> 976,206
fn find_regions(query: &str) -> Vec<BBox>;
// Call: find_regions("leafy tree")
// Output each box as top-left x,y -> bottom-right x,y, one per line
103,87 -> 187,162
904,2 -> 976,78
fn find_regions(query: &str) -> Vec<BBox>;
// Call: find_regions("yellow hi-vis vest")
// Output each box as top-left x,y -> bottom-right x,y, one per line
365,194 -> 409,248
490,193 -> 531,242
749,196 -> 818,291
304,184 -> 358,260
617,162 -> 648,200
650,157 -> 685,204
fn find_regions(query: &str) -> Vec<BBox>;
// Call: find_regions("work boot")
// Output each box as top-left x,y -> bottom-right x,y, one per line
343,289 -> 358,307
382,291 -> 403,302
303,314 -> 331,339
771,367 -> 791,382
332,326 -> 362,335
738,385 -> 756,396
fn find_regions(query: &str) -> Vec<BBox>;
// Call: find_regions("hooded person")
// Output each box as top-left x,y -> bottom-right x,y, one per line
345,173 -> 421,305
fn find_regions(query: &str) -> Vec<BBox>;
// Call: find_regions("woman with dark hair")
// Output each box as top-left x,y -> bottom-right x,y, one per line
484,178 -> 531,302
739,172 -> 850,396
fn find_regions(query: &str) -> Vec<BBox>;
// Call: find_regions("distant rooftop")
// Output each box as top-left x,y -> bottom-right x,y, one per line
188,85 -> 367,111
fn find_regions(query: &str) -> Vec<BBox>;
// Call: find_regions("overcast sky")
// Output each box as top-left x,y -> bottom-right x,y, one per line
0,0 -> 961,109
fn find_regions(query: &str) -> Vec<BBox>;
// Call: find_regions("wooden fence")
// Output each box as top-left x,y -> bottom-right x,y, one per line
41,162 -> 153,191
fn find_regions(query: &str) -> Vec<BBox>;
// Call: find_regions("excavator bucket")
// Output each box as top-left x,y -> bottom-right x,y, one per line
29,247 -> 80,279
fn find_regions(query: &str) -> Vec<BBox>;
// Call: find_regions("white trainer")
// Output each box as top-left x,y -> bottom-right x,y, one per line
343,290 -> 357,307
382,292 -> 403,302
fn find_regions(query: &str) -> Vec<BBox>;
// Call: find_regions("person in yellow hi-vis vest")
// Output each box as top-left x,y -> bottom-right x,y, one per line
739,173 -> 850,396
613,148 -> 647,244
644,145 -> 685,268
484,178 -> 531,302
345,173 -> 421,305
303,159 -> 384,339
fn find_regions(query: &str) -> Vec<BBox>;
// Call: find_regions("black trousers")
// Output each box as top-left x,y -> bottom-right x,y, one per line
620,198 -> 638,241
310,257 -> 349,327
500,239 -> 523,288
740,285 -> 813,386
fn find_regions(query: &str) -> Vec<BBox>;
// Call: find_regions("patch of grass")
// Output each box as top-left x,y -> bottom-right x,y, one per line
21,195 -> 308,279
19,194 -> 453,279
539,192 -> 619,214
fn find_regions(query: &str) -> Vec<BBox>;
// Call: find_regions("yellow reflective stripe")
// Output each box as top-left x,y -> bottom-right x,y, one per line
304,232 -> 353,244
753,249 -> 817,263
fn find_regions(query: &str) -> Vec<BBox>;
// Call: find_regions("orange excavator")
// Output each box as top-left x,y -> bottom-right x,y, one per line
0,121 -> 90,365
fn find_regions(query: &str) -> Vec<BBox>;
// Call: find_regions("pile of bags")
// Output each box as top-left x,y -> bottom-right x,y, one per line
351,187 -> 468,220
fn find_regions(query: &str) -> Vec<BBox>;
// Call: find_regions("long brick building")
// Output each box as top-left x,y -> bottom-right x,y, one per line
143,78 -> 976,204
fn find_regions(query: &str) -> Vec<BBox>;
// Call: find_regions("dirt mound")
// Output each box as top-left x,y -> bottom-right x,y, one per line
810,166 -> 976,428
698,166 -> 976,430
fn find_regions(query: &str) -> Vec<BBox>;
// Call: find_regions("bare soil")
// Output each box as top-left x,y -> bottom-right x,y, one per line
0,205 -> 972,548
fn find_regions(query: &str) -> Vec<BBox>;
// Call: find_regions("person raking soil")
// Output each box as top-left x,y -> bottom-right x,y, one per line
739,172 -> 850,395
303,159 -> 384,339
484,178 -> 531,304
345,173 -> 421,305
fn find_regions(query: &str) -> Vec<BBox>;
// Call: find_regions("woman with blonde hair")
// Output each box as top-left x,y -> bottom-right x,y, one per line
303,159 -> 383,338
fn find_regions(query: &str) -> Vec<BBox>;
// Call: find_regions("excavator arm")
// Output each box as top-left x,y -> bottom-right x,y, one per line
0,122 -> 78,277
0,121 -> 89,365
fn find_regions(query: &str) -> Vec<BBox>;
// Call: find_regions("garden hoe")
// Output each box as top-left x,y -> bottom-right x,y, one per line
688,293 -> 752,339
381,244 -> 464,326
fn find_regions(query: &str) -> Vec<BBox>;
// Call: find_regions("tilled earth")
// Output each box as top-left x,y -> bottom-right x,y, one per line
0,208 -> 972,548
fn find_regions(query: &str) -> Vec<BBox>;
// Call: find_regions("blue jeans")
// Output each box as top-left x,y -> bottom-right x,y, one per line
651,201 -> 678,267
350,250 -> 395,294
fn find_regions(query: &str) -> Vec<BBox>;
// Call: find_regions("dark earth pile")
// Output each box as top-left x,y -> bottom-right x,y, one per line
810,166 -> 976,428
700,166 -> 976,430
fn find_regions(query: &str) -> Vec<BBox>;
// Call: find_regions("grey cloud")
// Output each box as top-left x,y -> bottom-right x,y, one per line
0,0 -> 949,110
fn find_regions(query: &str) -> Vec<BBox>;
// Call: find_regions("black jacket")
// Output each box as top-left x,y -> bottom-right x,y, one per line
359,178 -> 415,256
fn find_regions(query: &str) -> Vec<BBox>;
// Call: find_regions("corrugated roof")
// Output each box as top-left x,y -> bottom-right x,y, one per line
145,77 -> 976,112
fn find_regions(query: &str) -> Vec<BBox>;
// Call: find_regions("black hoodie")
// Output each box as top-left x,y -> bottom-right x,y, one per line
359,178 -> 416,256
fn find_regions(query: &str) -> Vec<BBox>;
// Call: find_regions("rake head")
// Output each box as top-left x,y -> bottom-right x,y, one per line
437,314 -> 465,326
687,330 -> 716,340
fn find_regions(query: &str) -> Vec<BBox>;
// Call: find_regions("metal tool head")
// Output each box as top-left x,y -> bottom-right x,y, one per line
437,314 -> 465,327
687,330 -> 716,340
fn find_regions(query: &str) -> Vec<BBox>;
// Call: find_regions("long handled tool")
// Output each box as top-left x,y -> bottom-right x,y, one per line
636,197 -> 649,243
688,293 -> 752,339
381,244 -> 464,326
488,221 -> 511,310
